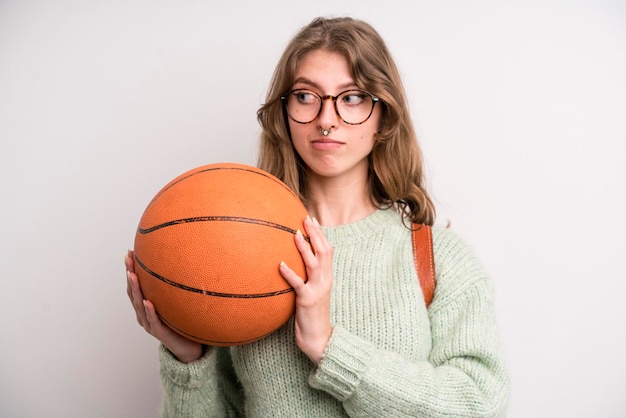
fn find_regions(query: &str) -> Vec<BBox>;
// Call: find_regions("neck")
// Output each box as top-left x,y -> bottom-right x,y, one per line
304,174 -> 377,227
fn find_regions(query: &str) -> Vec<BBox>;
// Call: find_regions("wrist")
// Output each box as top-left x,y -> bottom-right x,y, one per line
169,343 -> 206,364
303,327 -> 333,365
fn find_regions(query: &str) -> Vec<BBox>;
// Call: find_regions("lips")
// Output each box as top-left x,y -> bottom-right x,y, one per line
311,137 -> 344,144
310,138 -> 344,150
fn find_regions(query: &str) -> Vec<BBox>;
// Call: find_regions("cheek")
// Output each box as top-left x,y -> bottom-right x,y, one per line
359,129 -> 377,150
288,120 -> 305,143
371,107 -> 383,133
287,118 -> 298,133
361,113 -> 382,142
288,121 -> 310,157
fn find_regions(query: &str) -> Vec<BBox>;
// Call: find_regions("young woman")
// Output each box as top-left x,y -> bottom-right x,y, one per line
126,16 -> 509,417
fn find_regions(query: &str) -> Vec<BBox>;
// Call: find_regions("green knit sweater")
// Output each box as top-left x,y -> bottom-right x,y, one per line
158,209 -> 509,417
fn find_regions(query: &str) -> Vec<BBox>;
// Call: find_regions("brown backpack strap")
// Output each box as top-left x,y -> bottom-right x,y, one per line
412,223 -> 436,308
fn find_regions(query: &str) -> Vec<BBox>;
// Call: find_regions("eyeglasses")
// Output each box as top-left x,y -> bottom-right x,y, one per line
280,89 -> 381,125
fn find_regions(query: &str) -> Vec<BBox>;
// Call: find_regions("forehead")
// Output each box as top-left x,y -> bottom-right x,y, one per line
293,49 -> 355,91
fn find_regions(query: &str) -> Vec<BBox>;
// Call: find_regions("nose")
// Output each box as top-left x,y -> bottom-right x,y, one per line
317,96 -> 339,130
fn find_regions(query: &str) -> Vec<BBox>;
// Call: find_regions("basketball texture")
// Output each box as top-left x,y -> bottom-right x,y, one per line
133,162 -> 308,346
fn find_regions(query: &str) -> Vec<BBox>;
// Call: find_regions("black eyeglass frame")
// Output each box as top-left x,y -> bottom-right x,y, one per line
280,89 -> 381,125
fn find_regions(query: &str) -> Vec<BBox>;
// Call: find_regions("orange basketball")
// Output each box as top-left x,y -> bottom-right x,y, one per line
133,162 -> 308,346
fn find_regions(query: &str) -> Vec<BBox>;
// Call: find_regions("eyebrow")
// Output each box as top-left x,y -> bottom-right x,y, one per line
292,77 -> 359,92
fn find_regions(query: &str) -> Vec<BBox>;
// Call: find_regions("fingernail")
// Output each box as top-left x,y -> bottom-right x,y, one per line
296,229 -> 304,238
312,217 -> 320,227
280,261 -> 291,272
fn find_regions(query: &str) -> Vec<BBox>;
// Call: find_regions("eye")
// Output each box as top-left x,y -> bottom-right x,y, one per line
293,90 -> 319,105
341,91 -> 367,105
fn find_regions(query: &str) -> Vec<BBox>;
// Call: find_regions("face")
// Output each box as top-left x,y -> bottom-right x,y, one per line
287,49 -> 381,183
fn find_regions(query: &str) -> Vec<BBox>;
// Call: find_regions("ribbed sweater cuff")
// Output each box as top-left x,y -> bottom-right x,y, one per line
159,344 -> 213,389
309,325 -> 375,401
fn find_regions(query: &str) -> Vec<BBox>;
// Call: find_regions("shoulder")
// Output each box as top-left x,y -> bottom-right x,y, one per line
430,227 -> 494,310
431,227 -> 480,267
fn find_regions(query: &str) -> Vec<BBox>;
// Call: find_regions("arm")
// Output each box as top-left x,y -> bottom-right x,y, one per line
125,251 -> 244,417
308,229 -> 510,417
159,346 -> 244,418
126,250 -> 203,363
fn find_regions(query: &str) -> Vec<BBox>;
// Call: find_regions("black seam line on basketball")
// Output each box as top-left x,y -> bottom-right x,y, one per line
138,216 -> 296,236
137,216 -> 311,243
158,314 -> 283,345
134,254 -> 295,298
149,166 -> 299,205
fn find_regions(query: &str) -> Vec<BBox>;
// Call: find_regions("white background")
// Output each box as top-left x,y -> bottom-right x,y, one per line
1,0 -> 625,417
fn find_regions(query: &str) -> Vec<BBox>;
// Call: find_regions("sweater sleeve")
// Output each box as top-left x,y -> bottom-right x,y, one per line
159,345 -> 244,418
308,228 -> 510,417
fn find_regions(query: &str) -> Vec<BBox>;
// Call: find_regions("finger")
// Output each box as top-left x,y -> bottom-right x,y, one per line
125,250 -> 136,274
280,261 -> 307,290
143,299 -> 168,338
126,271 -> 133,299
126,274 -> 136,324
303,217 -> 333,260
127,270 -> 145,301
127,271 -> 147,327
142,300 -> 157,333
294,229 -> 318,268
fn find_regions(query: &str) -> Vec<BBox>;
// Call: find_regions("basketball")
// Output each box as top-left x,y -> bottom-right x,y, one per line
133,162 -> 308,346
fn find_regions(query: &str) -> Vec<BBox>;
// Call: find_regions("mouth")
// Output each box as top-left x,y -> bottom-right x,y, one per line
310,137 -> 344,150
311,137 -> 344,144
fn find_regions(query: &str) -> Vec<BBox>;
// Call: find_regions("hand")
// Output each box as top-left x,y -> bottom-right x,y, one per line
279,216 -> 333,364
125,250 -> 204,363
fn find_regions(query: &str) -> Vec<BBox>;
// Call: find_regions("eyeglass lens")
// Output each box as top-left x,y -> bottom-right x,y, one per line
284,90 -> 376,125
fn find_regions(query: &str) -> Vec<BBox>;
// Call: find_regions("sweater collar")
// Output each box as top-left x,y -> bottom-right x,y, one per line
320,208 -> 400,246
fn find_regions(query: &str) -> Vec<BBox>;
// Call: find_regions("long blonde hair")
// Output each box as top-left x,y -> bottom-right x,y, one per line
257,17 -> 435,226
